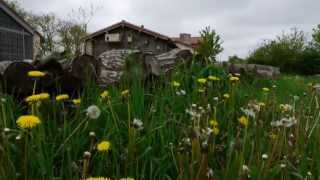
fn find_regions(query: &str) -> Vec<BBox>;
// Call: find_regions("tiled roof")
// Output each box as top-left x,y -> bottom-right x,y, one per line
171,36 -> 201,49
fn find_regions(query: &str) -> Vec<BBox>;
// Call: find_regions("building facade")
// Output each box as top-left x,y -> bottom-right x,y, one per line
83,20 -> 177,59
0,0 -> 41,61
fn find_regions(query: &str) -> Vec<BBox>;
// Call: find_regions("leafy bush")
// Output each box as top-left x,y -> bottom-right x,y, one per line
196,27 -> 223,64
247,28 -> 306,73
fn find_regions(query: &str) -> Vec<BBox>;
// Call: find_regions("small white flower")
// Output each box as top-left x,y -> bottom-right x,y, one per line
213,97 -> 219,101
241,108 -> 256,119
206,168 -> 213,177
0,98 -> 6,103
180,90 -> 186,95
3,128 -> 10,132
86,105 -> 101,119
262,154 -> 268,160
280,163 -> 286,168
133,118 -> 144,130
307,171 -> 312,176
83,151 -> 91,158
15,135 -> 21,140
242,165 -> 249,171
89,131 -> 96,137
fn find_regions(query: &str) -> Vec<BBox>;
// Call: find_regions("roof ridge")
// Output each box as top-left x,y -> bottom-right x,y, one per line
85,20 -> 171,41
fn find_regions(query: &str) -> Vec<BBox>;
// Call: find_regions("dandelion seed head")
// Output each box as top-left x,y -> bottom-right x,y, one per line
262,154 -> 268,160
86,105 -> 101,119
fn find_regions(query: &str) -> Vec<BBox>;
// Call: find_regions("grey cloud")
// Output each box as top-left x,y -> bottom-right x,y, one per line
19,0 -> 320,60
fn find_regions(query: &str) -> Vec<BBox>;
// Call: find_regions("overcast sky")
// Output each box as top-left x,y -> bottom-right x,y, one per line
20,0 -> 319,60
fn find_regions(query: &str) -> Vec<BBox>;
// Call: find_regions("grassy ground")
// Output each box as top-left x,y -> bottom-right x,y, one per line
0,64 -> 320,180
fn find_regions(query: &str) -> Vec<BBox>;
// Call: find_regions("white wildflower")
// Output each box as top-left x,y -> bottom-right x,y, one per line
3,128 -> 10,132
133,118 -> 144,130
1,98 -> 6,103
86,105 -> 101,119
89,131 -> 96,137
242,165 -> 249,171
280,163 -> 286,168
307,171 -> 312,176
241,108 -> 256,119
262,154 -> 268,160
271,117 -> 297,128
213,97 -> 219,101
15,135 -> 21,140
83,151 -> 91,158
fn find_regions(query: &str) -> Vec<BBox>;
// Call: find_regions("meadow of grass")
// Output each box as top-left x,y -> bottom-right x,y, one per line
0,63 -> 320,180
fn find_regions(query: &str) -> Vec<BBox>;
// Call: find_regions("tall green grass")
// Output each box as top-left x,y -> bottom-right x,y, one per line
0,64 -> 320,179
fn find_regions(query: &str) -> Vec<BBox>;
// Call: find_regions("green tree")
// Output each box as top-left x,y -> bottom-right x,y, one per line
58,21 -> 87,59
247,28 -> 306,73
310,24 -> 320,52
196,26 -> 223,64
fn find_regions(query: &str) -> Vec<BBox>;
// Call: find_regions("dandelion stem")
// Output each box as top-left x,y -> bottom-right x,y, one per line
54,118 -> 88,156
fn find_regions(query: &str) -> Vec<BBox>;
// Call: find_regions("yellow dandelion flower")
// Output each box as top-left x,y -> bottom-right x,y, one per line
86,177 -> 111,180
172,81 -> 181,87
72,98 -> 81,106
229,76 -> 240,82
262,87 -> 270,92
212,127 -> 220,135
97,141 -> 111,152
38,93 -> 50,100
100,90 -> 110,99
28,71 -> 45,78
121,89 -> 130,97
56,94 -> 69,101
208,75 -> 220,81
238,116 -> 249,128
210,119 -> 219,127
25,93 -> 50,103
120,178 -> 134,180
16,115 -> 41,129
223,93 -> 230,99
197,78 -> 207,84
25,94 -> 41,103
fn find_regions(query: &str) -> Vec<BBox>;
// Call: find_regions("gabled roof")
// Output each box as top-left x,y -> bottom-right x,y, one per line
0,0 -> 41,37
85,20 -> 172,41
171,37 -> 201,49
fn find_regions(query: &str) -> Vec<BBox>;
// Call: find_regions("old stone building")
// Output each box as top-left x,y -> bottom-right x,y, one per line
83,20 -> 177,58
0,0 -> 41,61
